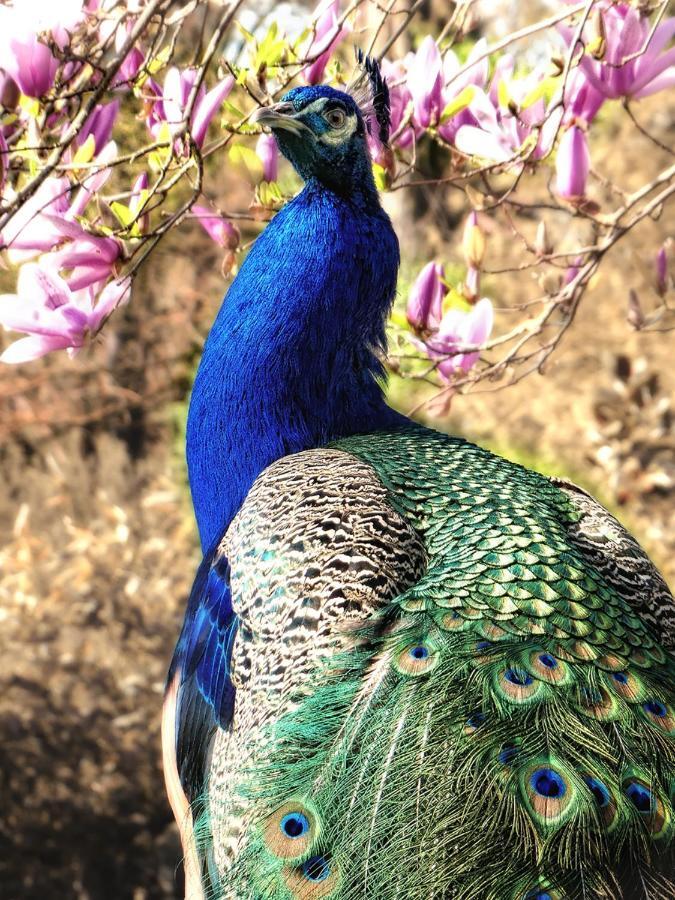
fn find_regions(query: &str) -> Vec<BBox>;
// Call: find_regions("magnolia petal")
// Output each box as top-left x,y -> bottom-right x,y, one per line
192,76 -> 235,148
163,67 -> 186,135
67,141 -> 117,218
633,65 -> 675,98
407,261 -> 446,330
407,35 -> 443,128
556,125 -> 590,199
256,132 -> 279,183
454,125 -> 511,162
66,264 -> 115,291
465,297 -> 494,344
89,277 -> 131,331
17,263 -> 72,310
639,17 -> 675,64
631,47 -> 675,95
0,333 -> 72,364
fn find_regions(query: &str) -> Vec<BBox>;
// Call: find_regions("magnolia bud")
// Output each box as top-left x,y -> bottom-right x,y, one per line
627,289 -> 644,330
0,71 -> 20,110
588,9 -> 607,61
221,250 -> 237,278
407,262 -> 446,331
556,125 -> 590,201
462,266 -> 480,302
462,212 -> 486,270
655,245 -> 668,297
534,221 -> 552,257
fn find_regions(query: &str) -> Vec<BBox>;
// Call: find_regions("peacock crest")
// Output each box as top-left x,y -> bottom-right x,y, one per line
347,50 -> 391,146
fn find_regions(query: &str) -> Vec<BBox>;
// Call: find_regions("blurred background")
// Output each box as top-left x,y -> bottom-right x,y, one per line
0,2 -> 673,898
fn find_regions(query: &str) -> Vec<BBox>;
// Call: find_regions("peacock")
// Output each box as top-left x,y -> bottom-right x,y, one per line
163,56 -> 675,900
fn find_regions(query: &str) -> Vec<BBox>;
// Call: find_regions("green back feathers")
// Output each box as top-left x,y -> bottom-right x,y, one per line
212,426 -> 675,899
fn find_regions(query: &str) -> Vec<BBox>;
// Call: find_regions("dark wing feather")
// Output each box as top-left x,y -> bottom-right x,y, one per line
169,549 -> 238,802
552,476 -> 675,647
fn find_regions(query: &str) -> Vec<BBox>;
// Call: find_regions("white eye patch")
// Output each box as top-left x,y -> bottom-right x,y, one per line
298,98 -> 358,145
318,114 -> 357,145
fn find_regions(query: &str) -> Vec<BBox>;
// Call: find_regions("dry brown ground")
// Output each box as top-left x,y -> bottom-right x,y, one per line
0,95 -> 673,900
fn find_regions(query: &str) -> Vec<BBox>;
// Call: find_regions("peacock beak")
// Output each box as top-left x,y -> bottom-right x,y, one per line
252,103 -> 309,135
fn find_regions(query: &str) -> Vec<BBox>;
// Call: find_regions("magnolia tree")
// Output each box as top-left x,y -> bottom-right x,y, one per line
0,0 -> 673,402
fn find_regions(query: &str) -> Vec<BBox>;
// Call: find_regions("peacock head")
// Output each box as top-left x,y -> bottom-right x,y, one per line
252,55 -> 390,196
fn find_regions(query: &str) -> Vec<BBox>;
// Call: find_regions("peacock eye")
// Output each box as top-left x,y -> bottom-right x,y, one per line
325,108 -> 346,129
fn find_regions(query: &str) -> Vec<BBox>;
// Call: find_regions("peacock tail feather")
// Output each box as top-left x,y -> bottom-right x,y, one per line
185,425 -> 675,899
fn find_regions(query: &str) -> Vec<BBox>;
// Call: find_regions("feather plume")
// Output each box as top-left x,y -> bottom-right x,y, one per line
348,50 -> 391,145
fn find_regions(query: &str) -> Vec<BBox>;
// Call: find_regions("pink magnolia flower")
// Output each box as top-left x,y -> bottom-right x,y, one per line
0,33 -> 58,98
2,177 -> 71,262
76,101 -> 120,154
560,3 -> 675,100
302,0 -> 350,85
47,231 -> 122,290
454,71 -> 562,165
562,69 -> 605,125
555,125 -> 590,200
256,133 -> 278,182
67,140 -> 116,219
427,297 -> 494,379
407,262 -> 446,331
406,36 -> 444,129
193,205 -> 240,250
158,67 -> 234,148
0,263 -> 130,363
0,0 -> 84,96
437,39 -> 490,143
110,20 -> 145,89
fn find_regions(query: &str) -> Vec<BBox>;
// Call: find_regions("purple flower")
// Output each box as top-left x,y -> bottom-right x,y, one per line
454,70 -> 562,165
193,205 -> 240,250
160,67 -> 234,148
437,39 -> 490,143
67,140 -> 116,219
2,177 -> 71,262
256,133 -> 279,182
407,262 -> 446,331
48,232 -> 122,290
302,0 -> 350,85
429,297 -> 494,379
76,101 -> 120,154
114,46 -> 144,89
555,125 -> 590,200
0,34 -> 58,98
0,262 -> 130,363
562,69 -> 605,125
111,22 -> 145,89
406,36 -> 443,129
560,4 -> 675,100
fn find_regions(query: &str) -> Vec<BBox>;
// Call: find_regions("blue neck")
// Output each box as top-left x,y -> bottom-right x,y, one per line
186,178 -> 403,553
